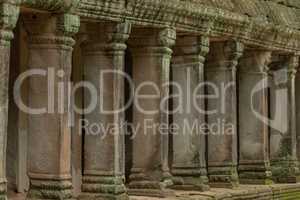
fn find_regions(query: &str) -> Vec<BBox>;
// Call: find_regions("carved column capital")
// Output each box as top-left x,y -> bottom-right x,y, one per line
158,27 -> 176,47
239,50 -> 272,73
286,55 -> 299,78
271,54 -> 299,88
129,27 -> 176,57
107,21 -> 131,43
107,21 -> 131,52
172,35 -> 209,68
206,40 -> 244,71
155,27 -> 176,56
81,22 -> 131,53
0,2 -> 19,45
23,13 -> 80,49
224,40 -> 244,70
56,14 -> 80,37
173,35 -> 209,57
256,51 -> 272,73
197,36 -> 210,57
0,1 -> 19,107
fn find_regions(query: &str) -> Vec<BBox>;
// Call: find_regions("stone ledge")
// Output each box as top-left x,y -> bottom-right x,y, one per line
131,184 -> 300,200
8,184 -> 300,199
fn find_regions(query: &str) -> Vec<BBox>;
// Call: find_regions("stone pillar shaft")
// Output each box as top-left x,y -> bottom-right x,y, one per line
270,55 -> 300,183
171,35 -> 209,191
238,50 -> 273,185
206,41 -> 243,188
128,28 -> 176,197
0,2 -> 19,199
296,61 -> 300,164
25,13 -> 80,199
80,22 -> 131,200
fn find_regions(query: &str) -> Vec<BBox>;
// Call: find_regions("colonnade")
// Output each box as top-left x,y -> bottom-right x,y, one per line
1,8 -> 300,199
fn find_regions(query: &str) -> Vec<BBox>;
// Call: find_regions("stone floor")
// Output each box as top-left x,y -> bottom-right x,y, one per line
8,184 -> 300,199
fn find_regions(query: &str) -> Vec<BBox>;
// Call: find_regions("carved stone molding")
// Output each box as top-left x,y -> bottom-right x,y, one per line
76,0 -> 300,52
5,0 -> 300,52
22,0 -> 80,13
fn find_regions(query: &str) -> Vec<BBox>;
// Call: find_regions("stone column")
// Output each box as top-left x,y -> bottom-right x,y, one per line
297,60 -> 300,164
0,2 -> 19,199
128,28 -> 176,197
170,35 -> 209,191
270,55 -> 300,183
206,41 -> 243,188
80,22 -> 131,200
238,50 -> 273,185
24,13 -> 80,199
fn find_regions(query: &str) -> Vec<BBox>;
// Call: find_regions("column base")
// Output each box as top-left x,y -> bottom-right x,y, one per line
271,160 -> 300,183
79,193 -> 128,200
128,169 -> 174,197
80,175 -> 129,200
171,167 -> 209,191
208,166 -> 239,188
0,181 -> 7,200
26,179 -> 73,200
239,162 -> 273,185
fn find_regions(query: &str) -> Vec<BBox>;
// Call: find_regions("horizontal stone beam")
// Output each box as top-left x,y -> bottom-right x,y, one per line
75,0 -> 300,53
21,0 -> 79,12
